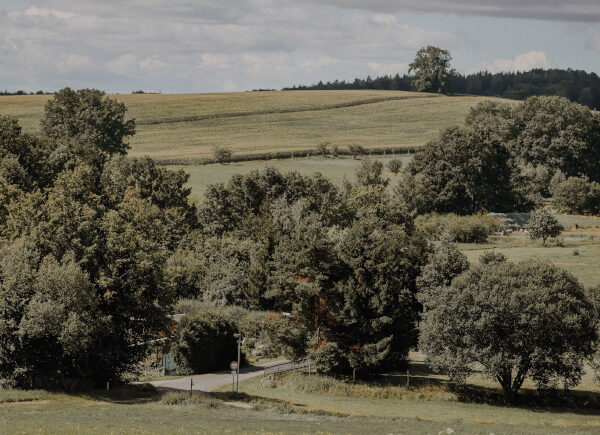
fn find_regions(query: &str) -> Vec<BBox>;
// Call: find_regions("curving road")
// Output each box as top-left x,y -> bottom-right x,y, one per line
147,360 -> 286,393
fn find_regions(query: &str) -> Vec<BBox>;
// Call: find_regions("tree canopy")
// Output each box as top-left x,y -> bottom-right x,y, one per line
419,257 -> 597,402
408,46 -> 455,94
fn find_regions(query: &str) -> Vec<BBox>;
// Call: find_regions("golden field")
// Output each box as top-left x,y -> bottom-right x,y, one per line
0,90 -> 511,161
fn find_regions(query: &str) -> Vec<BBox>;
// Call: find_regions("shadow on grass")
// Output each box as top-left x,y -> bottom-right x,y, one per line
373,362 -> 600,414
75,383 -> 163,404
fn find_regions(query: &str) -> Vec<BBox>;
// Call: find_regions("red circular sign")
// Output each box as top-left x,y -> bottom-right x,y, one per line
230,361 -> 239,370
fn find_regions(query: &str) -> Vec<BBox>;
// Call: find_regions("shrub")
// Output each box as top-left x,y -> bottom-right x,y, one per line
348,144 -> 365,159
387,158 -> 403,174
415,213 -> 499,243
316,142 -> 329,156
447,214 -> 499,243
213,145 -> 232,164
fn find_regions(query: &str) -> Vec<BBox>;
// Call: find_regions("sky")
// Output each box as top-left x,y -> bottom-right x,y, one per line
1,0 -> 599,93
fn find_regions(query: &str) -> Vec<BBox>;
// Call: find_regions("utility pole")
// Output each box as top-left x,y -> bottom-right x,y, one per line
233,333 -> 242,392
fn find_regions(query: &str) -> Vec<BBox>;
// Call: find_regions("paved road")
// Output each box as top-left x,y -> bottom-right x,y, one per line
147,360 -> 286,392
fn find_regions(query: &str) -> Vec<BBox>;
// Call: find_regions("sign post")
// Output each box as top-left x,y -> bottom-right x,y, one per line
230,361 -> 239,392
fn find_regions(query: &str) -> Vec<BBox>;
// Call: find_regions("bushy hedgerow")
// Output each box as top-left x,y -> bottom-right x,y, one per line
415,213 -> 499,243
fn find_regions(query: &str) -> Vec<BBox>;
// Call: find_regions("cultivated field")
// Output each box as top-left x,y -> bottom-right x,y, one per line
0,90 -> 510,161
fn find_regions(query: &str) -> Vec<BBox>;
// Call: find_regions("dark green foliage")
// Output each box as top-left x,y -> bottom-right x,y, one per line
213,145 -> 232,164
527,209 -> 564,245
0,90 -> 193,388
348,144 -> 365,159
355,158 -> 388,188
416,240 -> 469,303
409,46 -> 455,94
171,311 -> 241,374
446,214 -> 499,243
511,97 -> 600,180
467,97 -> 600,183
386,158 -> 402,174
398,126 -> 528,214
323,215 -> 430,373
419,258 -> 597,402
165,250 -> 205,300
0,116 -> 58,191
266,200 -> 339,330
415,213 -> 499,242
310,342 -> 349,374
551,176 -> 600,215
197,167 -> 348,236
41,88 -> 135,156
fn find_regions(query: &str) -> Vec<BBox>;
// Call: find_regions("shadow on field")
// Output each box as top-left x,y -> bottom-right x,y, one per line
377,361 -> 600,414
76,383 -> 162,405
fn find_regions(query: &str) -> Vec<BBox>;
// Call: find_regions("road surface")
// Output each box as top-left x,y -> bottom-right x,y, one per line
147,360 -> 286,392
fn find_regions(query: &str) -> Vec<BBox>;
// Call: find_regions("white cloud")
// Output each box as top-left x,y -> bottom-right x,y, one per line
199,53 -> 232,70
139,56 -> 166,71
24,6 -> 74,20
467,51 -> 553,74
59,54 -> 92,72
301,0 -> 600,22
106,54 -> 138,76
587,33 -> 600,51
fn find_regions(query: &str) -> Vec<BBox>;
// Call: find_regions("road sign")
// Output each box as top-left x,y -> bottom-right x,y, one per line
231,370 -> 237,376
230,361 -> 239,371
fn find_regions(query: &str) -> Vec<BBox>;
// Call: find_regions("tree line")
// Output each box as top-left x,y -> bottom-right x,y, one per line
284,47 -> 600,110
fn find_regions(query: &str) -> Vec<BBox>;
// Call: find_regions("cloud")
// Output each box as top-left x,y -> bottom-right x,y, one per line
1,0 -> 466,92
59,54 -> 92,72
300,0 -> 600,22
587,33 -> 600,51
106,54 -> 138,77
467,51 -> 553,74
24,6 -> 74,20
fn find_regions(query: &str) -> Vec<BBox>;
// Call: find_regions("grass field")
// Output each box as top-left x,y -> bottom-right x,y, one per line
177,154 -> 411,199
459,220 -> 600,288
209,351 -> 600,434
4,361 -> 600,435
0,90 -> 509,161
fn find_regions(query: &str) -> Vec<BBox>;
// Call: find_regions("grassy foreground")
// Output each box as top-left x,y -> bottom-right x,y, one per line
0,90 -> 509,161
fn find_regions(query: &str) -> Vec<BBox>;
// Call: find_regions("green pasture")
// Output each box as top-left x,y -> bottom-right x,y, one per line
0,90 -> 509,161
176,154 -> 411,200
209,351 -> 600,434
459,224 -> 600,288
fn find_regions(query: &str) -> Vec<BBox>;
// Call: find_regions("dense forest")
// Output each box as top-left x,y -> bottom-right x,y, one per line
284,68 -> 600,110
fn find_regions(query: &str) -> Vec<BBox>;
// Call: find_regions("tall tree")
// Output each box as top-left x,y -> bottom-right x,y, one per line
41,88 -> 135,157
397,126 -> 530,215
409,46 -> 455,94
419,258 -> 597,403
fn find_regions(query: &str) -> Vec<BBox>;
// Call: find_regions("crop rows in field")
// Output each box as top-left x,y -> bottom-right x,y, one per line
0,90 -> 511,162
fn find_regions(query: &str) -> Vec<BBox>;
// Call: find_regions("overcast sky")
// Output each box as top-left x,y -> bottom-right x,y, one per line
1,0 -> 599,93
